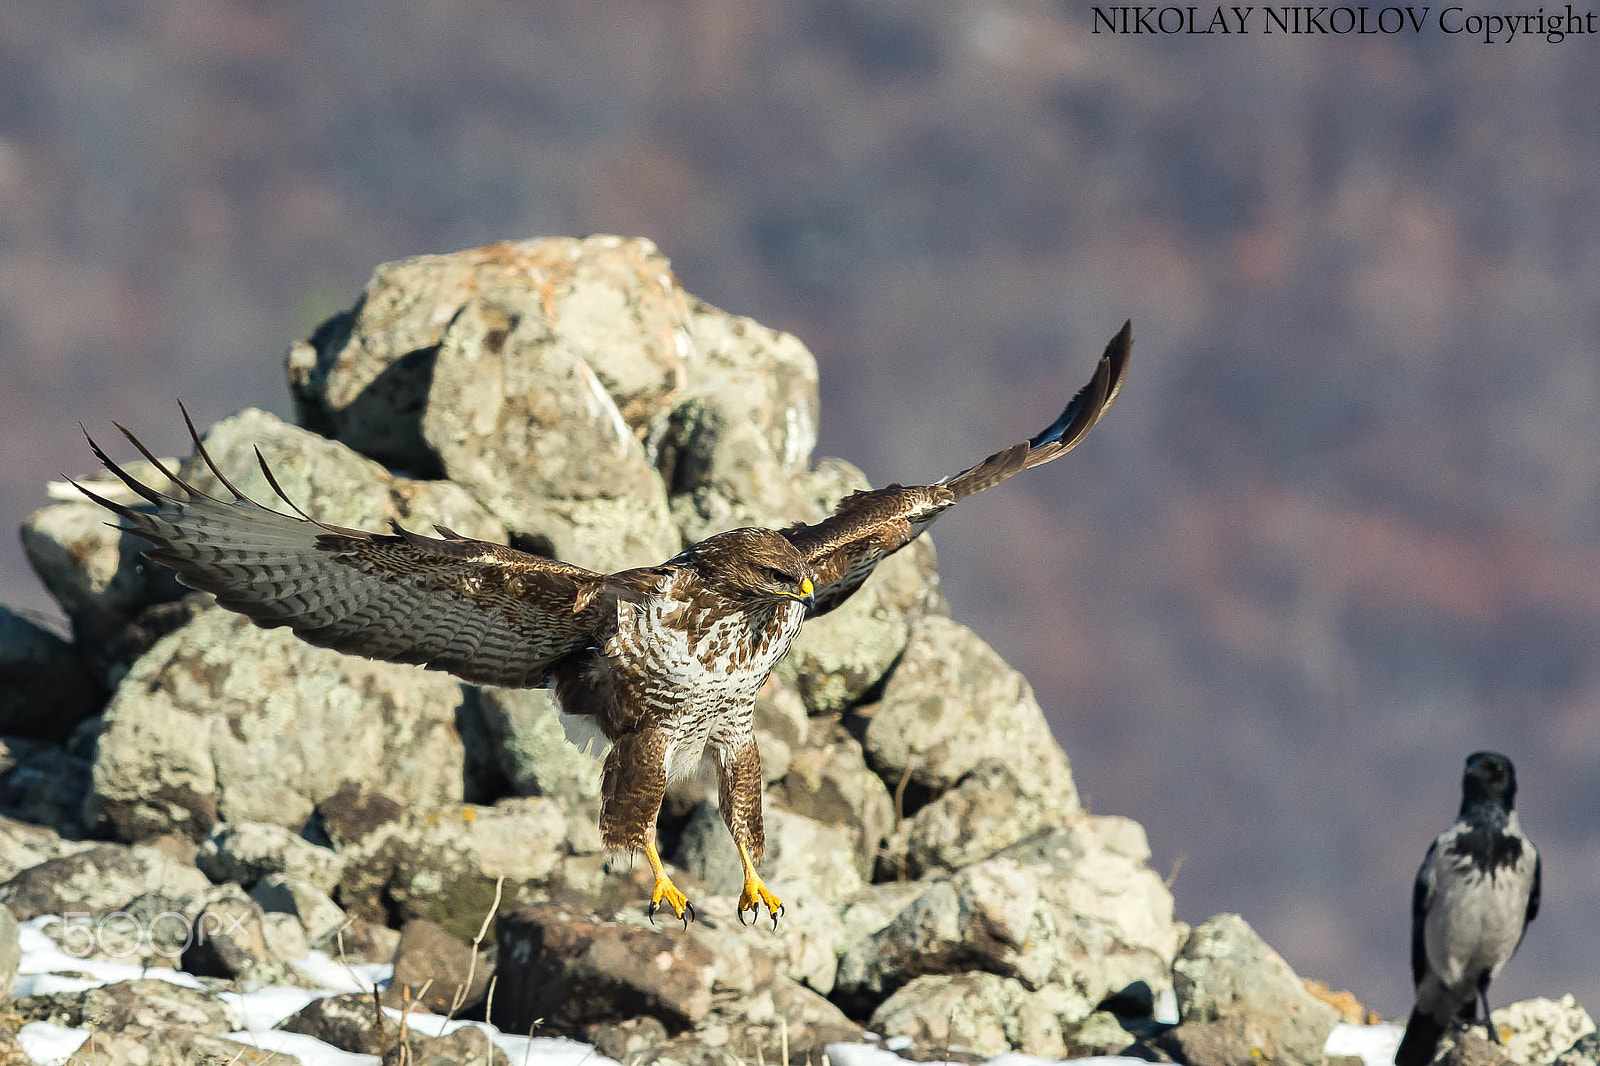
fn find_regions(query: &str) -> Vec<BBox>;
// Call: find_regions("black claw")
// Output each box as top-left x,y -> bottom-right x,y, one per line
647,901 -> 659,925
683,901 -> 695,929
770,902 -> 784,931
737,906 -> 750,927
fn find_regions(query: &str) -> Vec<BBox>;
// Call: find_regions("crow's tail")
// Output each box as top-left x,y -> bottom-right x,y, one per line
1395,1008 -> 1446,1066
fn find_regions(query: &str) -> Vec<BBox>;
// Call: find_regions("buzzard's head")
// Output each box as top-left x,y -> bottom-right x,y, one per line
685,528 -> 816,610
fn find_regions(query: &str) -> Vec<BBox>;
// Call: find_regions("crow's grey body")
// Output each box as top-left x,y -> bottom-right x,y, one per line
1396,752 -> 1540,1066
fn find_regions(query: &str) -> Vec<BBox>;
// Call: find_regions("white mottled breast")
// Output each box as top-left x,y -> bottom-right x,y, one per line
606,571 -> 806,783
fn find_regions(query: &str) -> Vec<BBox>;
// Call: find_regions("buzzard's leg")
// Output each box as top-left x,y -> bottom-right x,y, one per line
716,737 -> 783,928
601,731 -> 694,925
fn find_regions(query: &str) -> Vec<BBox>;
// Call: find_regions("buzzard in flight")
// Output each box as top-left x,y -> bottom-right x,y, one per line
78,322 -> 1131,928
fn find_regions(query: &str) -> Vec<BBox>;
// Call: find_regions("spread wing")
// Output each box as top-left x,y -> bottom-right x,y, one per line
784,320 -> 1131,616
75,408 -> 610,689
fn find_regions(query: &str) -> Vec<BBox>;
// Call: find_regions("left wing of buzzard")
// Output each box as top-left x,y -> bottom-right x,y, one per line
76,408 -> 608,689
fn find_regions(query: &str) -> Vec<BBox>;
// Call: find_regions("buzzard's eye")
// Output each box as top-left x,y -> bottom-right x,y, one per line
762,566 -> 792,586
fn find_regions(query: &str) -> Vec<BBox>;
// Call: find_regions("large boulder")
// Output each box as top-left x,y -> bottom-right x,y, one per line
287,237 -> 689,574
288,236 -> 692,467
836,818 -> 1182,1044
325,791 -> 599,940
89,605 -> 468,842
862,614 -> 1078,808
0,842 -> 210,921
653,298 -> 821,545
1159,912 -> 1342,1066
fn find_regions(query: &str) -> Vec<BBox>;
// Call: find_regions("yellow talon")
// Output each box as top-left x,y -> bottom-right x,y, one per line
734,839 -> 783,928
643,841 -> 695,926
738,876 -> 784,928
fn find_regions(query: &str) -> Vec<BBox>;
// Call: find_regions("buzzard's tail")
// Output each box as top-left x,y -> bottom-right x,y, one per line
942,320 -> 1131,501
1395,1008 -> 1446,1066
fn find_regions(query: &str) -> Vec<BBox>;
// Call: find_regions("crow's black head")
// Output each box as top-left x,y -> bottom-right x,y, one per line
1461,750 -> 1517,814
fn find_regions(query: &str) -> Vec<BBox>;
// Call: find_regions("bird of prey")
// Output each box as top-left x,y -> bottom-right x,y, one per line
1396,751 -> 1541,1066
77,322 -> 1131,928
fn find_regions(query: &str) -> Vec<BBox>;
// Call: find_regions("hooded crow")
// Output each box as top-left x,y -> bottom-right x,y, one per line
1395,751 -> 1541,1066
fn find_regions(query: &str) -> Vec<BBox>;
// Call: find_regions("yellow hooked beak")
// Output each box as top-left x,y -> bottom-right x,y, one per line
793,577 -> 816,611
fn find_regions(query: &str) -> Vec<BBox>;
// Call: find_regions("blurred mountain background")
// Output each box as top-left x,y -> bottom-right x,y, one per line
1,0 -> 1596,1018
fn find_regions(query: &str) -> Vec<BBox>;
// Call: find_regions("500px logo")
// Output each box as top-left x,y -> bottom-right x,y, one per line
42,910 -> 248,960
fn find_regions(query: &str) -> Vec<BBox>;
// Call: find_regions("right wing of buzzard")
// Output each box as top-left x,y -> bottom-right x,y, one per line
76,412 -> 609,689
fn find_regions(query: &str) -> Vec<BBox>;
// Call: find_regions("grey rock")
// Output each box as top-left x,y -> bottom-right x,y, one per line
274,991 -> 386,1054
666,799 -> 742,896
0,736 -> 93,836
492,903 -> 720,1036
1153,1018 -> 1307,1066
419,297 -> 677,561
334,795 -> 593,942
388,474 -> 511,544
653,300 -> 821,546
20,498 -> 183,648
383,1027 -> 510,1066
691,973 -> 862,1064
862,615 -> 1078,808
383,917 -> 492,1017
584,1016 -> 673,1062
32,891 -> 194,968
761,806 -> 866,906
294,238 -> 697,575
836,880 -> 930,946
326,916 -> 402,966
670,801 -> 863,908
751,676 -> 808,785
835,859 -> 1039,1009
15,977 -> 238,1034
1492,995 -> 1596,1065
670,298 -> 820,481
767,723 -> 894,881
181,884 -> 302,990
764,894 -> 847,995
1554,1031 -> 1600,1066
879,758 -> 1083,880
869,971 -> 1063,1059
474,686 -> 603,799
0,606 -> 103,738
65,1026 -> 303,1066
0,1029 -> 28,1064
289,237 -> 691,468
259,909 -> 310,962
90,605 -> 468,842
249,873 -> 349,947
1064,1008 -> 1148,1057
0,841 -> 209,921
837,821 -> 1180,1032
0,904 -> 17,1001
196,821 -> 345,893
1170,912 -> 1341,1066
503,491 -> 682,579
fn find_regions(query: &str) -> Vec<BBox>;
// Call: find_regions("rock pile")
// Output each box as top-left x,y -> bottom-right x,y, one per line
1,237 -> 1593,1065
